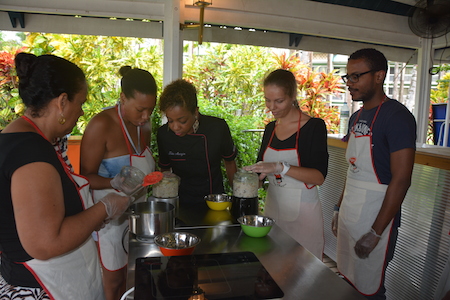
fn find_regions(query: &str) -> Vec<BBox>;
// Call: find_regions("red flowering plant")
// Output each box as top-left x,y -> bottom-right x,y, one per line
0,47 -> 26,129
296,68 -> 344,133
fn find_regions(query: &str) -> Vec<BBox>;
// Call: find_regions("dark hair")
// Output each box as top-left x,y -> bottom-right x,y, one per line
119,66 -> 157,99
263,69 -> 298,99
349,48 -> 388,72
159,79 -> 197,114
15,53 -> 86,117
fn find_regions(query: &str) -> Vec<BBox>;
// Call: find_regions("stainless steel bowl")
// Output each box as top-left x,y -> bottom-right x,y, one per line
128,201 -> 175,238
204,194 -> 232,203
237,215 -> 275,238
205,194 -> 232,211
238,215 -> 275,227
154,232 -> 201,256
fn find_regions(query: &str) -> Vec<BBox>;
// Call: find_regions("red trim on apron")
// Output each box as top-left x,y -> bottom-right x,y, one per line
21,116 -> 88,208
19,116 -> 102,298
189,133 -> 213,194
349,99 -> 385,184
263,111 -> 315,189
21,264 -> 55,300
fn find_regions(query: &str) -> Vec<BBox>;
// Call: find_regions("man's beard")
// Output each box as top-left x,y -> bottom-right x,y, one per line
350,87 -> 376,103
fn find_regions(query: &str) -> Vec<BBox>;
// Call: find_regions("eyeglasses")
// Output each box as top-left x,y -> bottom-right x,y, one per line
341,70 -> 374,83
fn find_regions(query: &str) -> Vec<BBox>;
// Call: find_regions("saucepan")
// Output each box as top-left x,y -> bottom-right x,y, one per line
127,201 -> 175,239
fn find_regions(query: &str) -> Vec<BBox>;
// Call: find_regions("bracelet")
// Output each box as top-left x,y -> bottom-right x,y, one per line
370,228 -> 382,238
334,205 -> 340,212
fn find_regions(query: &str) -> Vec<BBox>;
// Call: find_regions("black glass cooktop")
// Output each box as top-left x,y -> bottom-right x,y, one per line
134,251 -> 284,300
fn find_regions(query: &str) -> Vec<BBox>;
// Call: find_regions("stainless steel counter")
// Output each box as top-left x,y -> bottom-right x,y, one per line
125,203 -> 365,299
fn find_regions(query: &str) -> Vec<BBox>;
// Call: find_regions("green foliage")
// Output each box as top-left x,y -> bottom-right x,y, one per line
184,43 -> 273,119
43,34 -> 164,134
0,33 -> 165,133
0,32 -> 23,50
0,48 -> 24,128
430,73 -> 450,104
433,64 -> 450,73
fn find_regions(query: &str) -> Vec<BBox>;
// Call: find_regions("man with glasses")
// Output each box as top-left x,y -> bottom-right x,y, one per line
331,48 -> 416,299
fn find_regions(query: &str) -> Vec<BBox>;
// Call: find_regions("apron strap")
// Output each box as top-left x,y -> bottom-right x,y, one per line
116,103 -> 141,155
20,115 -> 86,204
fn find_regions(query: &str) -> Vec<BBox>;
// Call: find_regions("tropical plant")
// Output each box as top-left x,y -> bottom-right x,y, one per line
184,43 -> 272,119
18,33 -> 164,135
430,73 -> 450,104
0,47 -> 25,129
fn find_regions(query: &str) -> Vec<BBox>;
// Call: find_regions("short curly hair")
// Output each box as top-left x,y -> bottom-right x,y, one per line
159,79 -> 197,114
349,48 -> 388,72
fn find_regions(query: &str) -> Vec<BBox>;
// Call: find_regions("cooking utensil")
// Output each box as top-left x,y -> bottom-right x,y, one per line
143,171 -> 164,187
232,169 -> 259,218
127,171 -> 164,200
152,171 -> 180,198
237,215 -> 275,238
204,194 -> 232,211
149,196 -> 179,217
128,201 -> 175,239
154,232 -> 201,256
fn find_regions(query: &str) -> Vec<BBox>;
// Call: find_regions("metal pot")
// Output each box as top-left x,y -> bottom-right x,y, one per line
149,196 -> 179,217
128,201 -> 175,238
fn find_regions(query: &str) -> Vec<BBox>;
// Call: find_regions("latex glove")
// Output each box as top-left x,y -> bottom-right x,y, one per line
243,162 -> 282,180
99,192 -> 132,220
354,229 -> 381,259
110,166 -> 145,195
331,211 -> 339,237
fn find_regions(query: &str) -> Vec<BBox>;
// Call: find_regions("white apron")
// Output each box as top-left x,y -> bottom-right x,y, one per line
21,116 -> 104,300
263,114 -> 324,259
93,105 -> 155,271
337,102 -> 393,295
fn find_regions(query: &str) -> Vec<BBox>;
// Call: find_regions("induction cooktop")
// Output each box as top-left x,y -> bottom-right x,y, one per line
134,251 -> 284,300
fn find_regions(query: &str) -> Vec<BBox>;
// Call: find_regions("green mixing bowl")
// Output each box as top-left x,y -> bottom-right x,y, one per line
237,215 -> 275,238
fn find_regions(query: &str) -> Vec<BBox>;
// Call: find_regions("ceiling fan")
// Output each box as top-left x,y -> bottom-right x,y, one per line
408,0 -> 450,39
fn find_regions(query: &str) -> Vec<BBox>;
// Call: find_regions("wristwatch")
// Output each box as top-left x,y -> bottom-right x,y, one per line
280,161 -> 291,176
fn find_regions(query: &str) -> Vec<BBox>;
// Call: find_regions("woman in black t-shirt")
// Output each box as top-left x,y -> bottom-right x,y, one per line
244,69 -> 328,259
157,79 -> 238,205
0,53 -> 130,299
